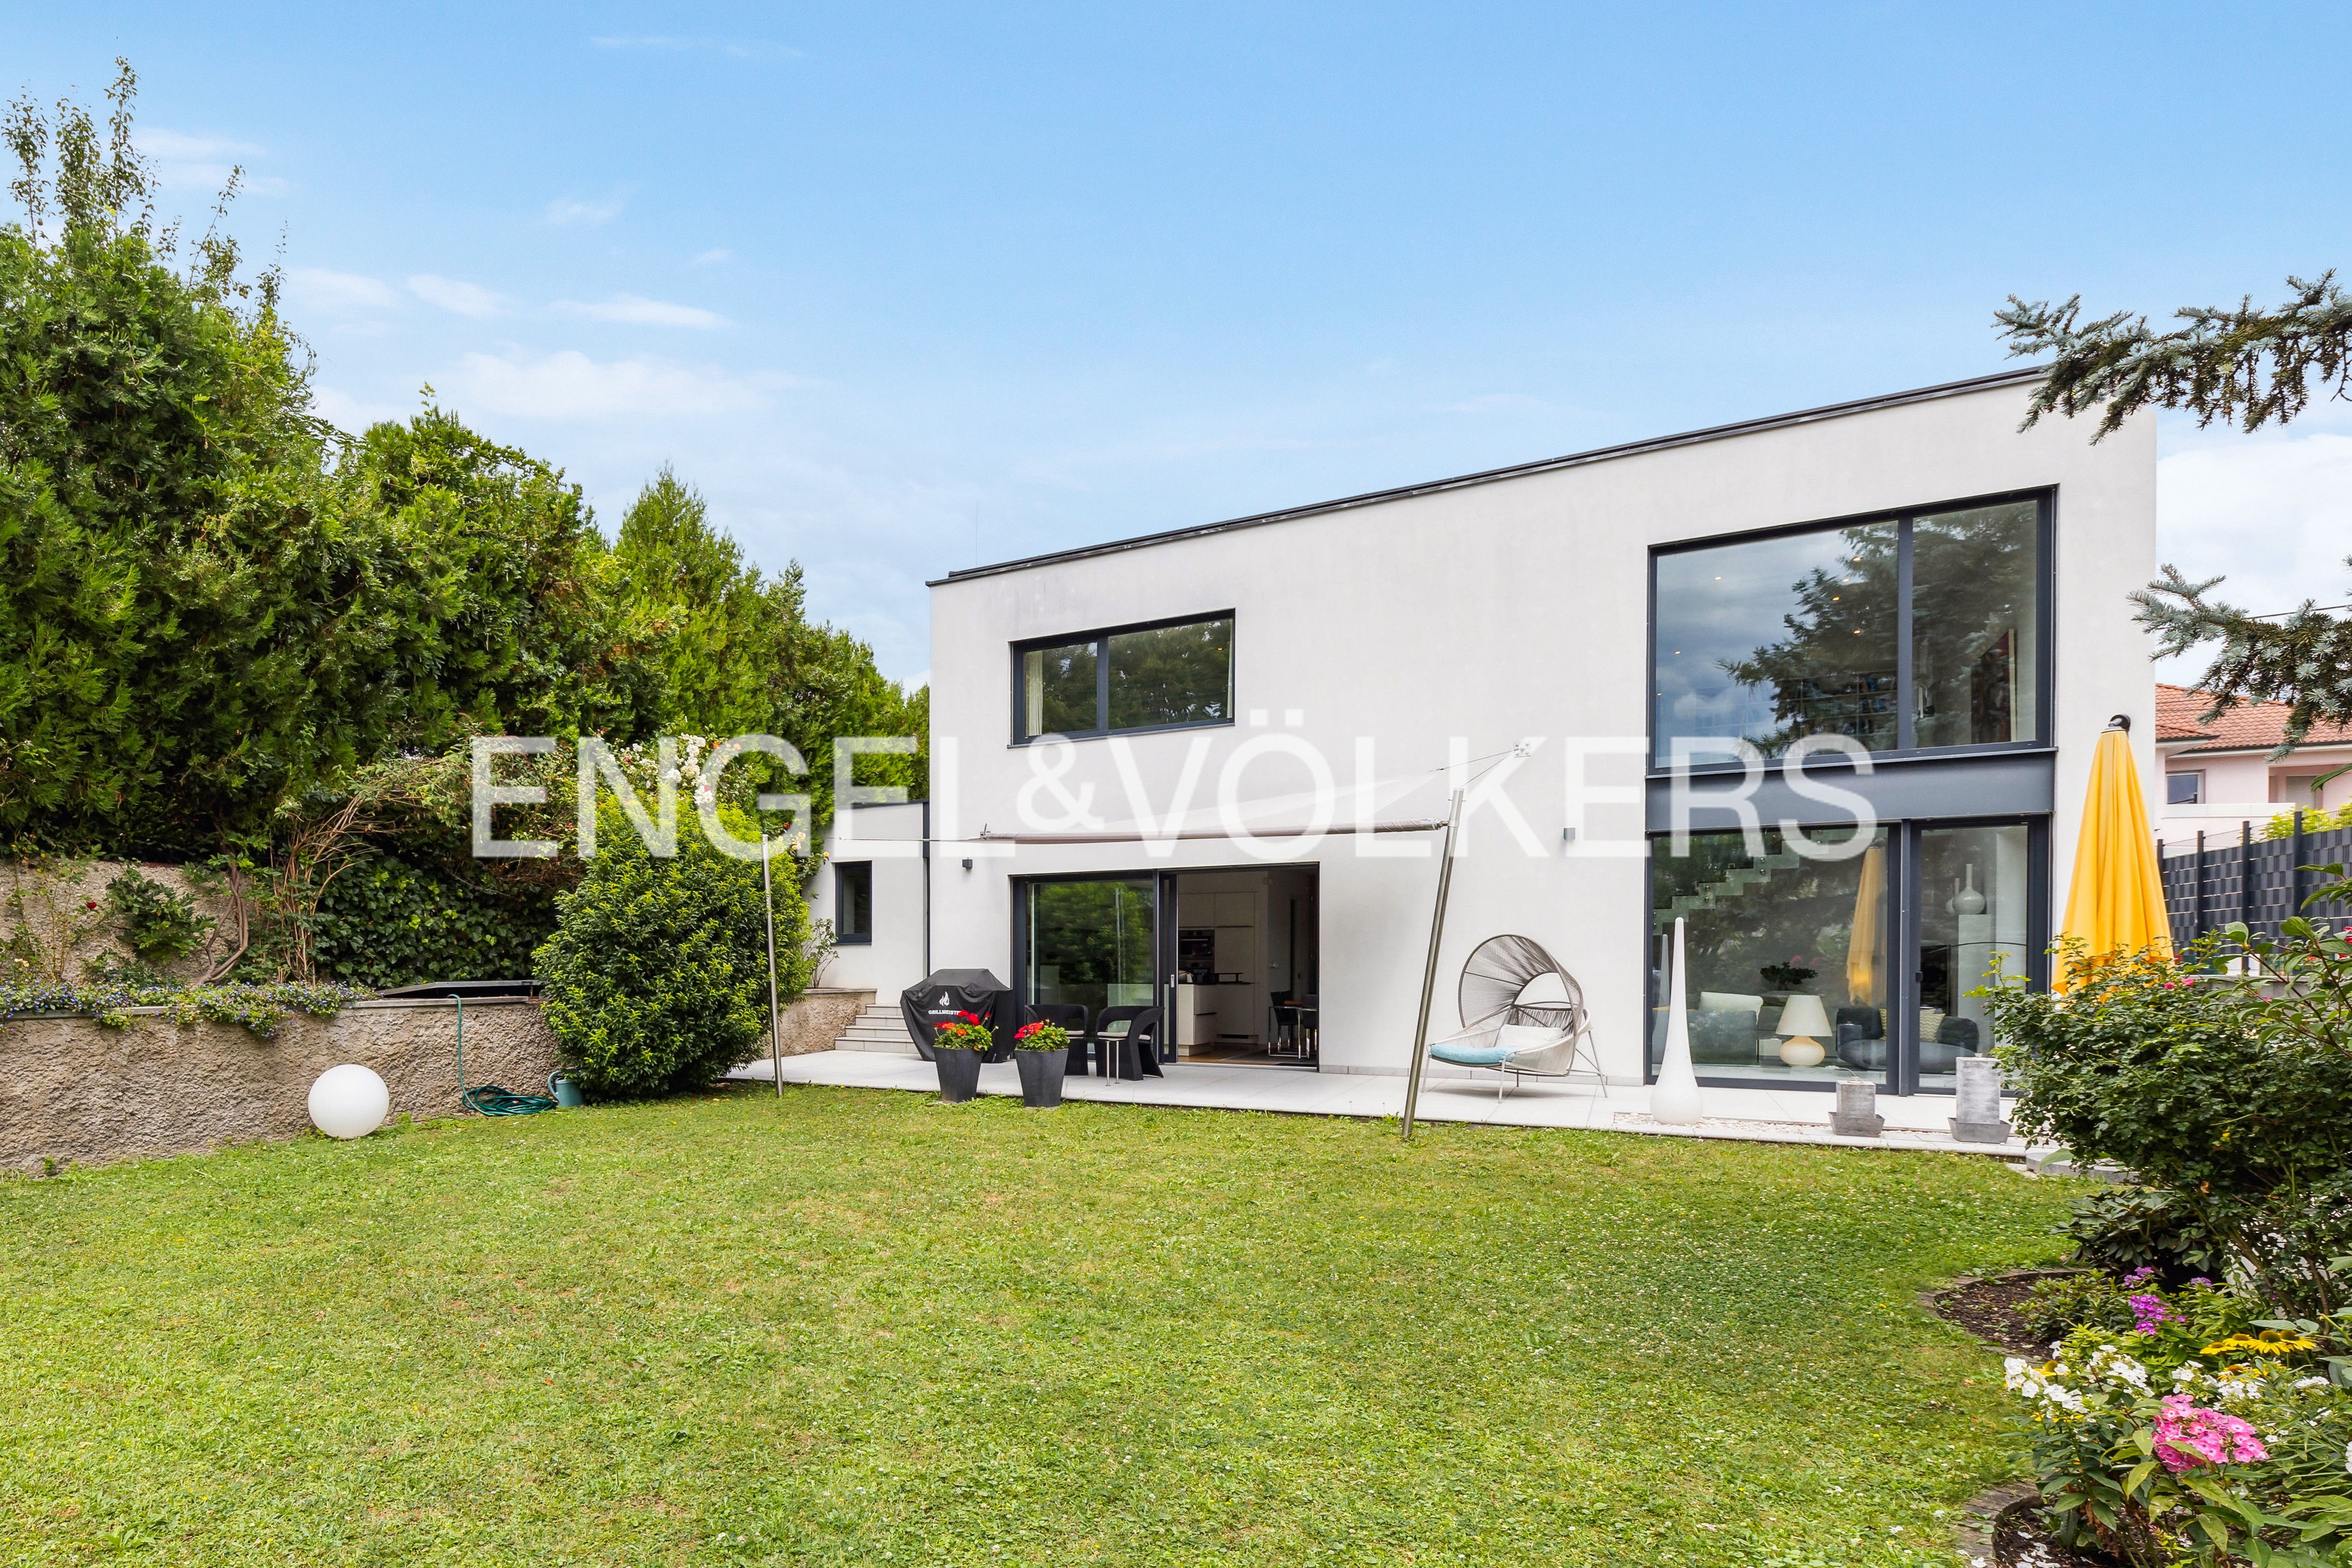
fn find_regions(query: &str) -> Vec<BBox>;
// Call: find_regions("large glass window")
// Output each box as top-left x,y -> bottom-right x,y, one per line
1017,614 -> 1232,741
1912,502 -> 2040,748
1649,826 -> 1891,1085
1024,877 -> 1158,1013
1651,497 -> 2045,766
1654,524 -> 1898,766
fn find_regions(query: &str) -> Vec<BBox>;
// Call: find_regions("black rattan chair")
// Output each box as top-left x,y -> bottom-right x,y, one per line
1090,1006 -> 1166,1079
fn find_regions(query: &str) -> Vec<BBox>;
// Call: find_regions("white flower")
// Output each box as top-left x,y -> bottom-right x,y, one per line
2087,1346 -> 2150,1392
2294,1377 -> 2330,1390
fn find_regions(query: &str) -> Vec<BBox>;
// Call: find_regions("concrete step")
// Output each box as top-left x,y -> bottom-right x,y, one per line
835,1021 -> 917,1053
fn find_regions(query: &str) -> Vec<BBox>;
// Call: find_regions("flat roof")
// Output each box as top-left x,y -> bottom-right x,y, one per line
930,365 -> 2045,586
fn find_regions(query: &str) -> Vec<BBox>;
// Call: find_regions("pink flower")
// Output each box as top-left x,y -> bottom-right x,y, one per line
2127,1292 -> 2175,1334
2152,1395 -> 2267,1471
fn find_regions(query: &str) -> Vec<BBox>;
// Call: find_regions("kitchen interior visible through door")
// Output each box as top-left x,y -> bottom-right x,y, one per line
1169,866 -> 1319,1067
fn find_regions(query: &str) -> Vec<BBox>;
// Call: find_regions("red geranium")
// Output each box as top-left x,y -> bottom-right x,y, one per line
933,1012 -> 994,1051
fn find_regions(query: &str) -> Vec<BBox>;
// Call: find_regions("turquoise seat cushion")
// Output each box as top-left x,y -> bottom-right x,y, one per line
1430,1041 -> 1514,1066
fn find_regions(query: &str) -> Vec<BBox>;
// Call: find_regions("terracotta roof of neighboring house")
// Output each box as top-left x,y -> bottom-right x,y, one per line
2155,684 -> 2215,743
2157,683 -> 2352,756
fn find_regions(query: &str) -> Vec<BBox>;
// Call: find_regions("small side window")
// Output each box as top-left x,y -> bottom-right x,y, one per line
2166,771 -> 2203,806
836,862 -> 873,943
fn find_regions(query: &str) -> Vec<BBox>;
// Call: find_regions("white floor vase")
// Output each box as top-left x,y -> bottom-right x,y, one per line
1649,916 -> 1705,1125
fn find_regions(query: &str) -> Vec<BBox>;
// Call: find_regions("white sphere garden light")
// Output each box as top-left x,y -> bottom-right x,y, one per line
307,1064 -> 390,1140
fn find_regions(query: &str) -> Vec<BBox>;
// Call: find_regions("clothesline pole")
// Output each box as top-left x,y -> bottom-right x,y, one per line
1400,789 -> 1464,1143
762,834 -> 782,1098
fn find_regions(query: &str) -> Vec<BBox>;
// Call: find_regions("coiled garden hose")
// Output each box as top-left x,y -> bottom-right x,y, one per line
451,993 -> 559,1116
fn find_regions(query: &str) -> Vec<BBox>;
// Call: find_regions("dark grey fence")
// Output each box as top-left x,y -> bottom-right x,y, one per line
2162,816 -> 2352,948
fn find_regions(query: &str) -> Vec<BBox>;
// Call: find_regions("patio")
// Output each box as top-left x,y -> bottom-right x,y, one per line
731,1049 -> 2030,1156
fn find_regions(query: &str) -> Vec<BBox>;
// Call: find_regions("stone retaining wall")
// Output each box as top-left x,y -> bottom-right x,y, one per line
0,986 -> 875,1171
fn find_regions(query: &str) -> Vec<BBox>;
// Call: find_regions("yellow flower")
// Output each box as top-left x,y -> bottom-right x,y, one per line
2200,1333 -> 2314,1358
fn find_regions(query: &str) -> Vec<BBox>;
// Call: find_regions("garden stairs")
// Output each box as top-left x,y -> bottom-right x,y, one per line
832,1003 -> 917,1055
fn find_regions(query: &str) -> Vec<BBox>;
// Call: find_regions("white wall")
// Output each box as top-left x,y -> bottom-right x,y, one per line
808,801 -> 929,1001
926,377 -> 2156,1082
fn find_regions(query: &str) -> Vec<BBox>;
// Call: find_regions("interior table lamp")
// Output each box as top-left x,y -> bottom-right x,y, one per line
1775,993 -> 1830,1068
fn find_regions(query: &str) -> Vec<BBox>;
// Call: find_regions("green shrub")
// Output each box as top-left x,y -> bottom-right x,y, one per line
312,853 -> 557,989
1986,929 -> 2352,1316
534,805 -> 810,1100
2060,1187 -> 2230,1285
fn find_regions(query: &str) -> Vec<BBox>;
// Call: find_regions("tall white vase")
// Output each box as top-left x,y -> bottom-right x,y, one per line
1651,917 -> 1705,1125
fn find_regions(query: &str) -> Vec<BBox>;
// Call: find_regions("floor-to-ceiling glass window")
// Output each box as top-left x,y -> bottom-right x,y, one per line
1916,822 -> 2033,1088
1022,876 -> 1158,1014
1649,825 -> 1892,1085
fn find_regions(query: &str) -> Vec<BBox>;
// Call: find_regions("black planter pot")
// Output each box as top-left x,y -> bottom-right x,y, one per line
933,1048 -> 984,1103
1013,1048 -> 1068,1108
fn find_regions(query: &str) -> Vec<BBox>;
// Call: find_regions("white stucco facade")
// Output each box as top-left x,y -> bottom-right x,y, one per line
910,371 -> 2157,1089
808,801 -> 930,1000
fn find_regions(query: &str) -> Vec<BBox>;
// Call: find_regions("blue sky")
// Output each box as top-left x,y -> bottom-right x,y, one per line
9,3 -> 2352,682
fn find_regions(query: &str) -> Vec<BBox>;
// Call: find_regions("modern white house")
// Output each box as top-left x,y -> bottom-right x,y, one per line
835,367 -> 2157,1097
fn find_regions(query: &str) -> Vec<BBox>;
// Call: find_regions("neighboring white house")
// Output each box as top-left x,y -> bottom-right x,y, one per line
805,800 -> 931,995
2156,683 -> 2352,847
871,368 -> 2154,1097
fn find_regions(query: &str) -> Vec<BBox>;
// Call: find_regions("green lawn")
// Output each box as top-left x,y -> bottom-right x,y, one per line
0,1086 -> 2075,1567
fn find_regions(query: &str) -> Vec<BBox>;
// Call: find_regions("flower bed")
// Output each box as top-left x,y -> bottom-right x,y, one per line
0,979 -> 371,1038
2003,1269 -> 2352,1566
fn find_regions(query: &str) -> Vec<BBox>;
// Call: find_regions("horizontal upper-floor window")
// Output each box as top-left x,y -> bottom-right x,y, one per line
1015,613 -> 1234,742
1651,493 -> 2047,768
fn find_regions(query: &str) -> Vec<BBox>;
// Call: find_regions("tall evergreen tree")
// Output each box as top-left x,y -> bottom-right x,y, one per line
613,469 -> 926,823
1999,274 -> 2352,750
0,64 -> 375,851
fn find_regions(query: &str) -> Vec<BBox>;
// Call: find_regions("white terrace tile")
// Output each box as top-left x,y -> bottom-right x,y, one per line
730,1052 -> 2023,1157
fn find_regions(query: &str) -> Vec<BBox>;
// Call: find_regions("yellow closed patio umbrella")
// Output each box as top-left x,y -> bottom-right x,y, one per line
2056,715 -> 2173,991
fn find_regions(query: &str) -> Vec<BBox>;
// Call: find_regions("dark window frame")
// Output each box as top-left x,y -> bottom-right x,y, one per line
1010,610 -> 1237,745
834,860 -> 873,945
1646,487 -> 2056,774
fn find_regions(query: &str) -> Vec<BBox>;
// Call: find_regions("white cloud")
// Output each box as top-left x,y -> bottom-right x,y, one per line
312,386 -> 409,433
136,127 -> 286,195
2154,408 -> 2352,683
407,274 -> 504,318
545,195 -> 626,227
441,349 -> 792,421
553,293 -> 727,328
288,268 -> 399,312
138,129 -> 264,161
691,248 -> 734,266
